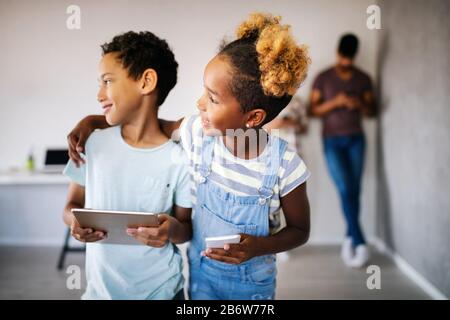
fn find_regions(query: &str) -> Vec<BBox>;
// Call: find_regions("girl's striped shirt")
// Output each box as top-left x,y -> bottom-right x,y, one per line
178,114 -> 310,232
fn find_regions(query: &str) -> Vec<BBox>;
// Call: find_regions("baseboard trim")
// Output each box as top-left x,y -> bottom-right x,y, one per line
306,238 -> 342,245
372,237 -> 447,300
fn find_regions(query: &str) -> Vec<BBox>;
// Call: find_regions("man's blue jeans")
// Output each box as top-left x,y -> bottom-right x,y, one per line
323,134 -> 366,247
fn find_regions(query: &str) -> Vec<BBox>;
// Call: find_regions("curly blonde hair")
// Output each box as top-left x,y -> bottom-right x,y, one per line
236,12 -> 310,97
219,12 -> 310,124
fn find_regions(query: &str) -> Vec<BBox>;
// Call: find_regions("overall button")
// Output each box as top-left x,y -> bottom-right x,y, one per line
198,176 -> 206,184
195,174 -> 206,184
258,197 -> 267,205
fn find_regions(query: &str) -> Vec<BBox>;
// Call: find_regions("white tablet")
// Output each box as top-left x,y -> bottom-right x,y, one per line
72,208 -> 159,245
205,234 -> 241,248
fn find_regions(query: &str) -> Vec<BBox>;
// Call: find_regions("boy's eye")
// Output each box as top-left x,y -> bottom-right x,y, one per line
104,79 -> 112,85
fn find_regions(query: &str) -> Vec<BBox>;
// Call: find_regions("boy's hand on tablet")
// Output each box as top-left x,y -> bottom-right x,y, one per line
202,234 -> 259,264
126,214 -> 174,247
70,219 -> 106,242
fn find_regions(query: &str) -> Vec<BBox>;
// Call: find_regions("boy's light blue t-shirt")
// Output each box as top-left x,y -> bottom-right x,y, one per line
64,126 -> 192,300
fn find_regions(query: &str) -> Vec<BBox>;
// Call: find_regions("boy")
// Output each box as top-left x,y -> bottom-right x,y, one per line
62,31 -> 192,299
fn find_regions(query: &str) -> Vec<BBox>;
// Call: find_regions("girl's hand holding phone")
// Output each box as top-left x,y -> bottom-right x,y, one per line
202,233 -> 260,264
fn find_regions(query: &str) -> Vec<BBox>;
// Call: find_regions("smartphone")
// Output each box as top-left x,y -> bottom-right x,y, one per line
205,234 -> 241,248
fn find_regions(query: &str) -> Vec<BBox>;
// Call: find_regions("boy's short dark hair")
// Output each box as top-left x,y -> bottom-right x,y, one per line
101,31 -> 178,106
338,33 -> 359,58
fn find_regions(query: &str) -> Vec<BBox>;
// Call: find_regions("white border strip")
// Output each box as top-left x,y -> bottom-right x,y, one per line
372,237 -> 447,300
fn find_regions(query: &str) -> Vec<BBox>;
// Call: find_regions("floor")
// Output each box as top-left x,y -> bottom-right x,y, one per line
0,244 -> 430,300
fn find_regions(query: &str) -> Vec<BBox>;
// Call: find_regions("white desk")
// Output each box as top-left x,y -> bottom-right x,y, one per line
0,172 -> 70,185
0,172 -> 72,246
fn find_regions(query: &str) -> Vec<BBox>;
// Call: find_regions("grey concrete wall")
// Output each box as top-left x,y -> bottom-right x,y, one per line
377,0 -> 450,298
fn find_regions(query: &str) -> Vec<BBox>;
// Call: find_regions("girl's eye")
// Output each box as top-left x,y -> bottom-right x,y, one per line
208,95 -> 218,104
103,79 -> 112,85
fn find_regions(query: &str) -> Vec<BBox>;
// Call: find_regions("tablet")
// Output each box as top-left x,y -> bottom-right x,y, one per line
72,208 -> 159,245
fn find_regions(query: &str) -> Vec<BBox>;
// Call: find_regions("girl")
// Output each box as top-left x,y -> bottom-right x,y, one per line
68,12 -> 311,300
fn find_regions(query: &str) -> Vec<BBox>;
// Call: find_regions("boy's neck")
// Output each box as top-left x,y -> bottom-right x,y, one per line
121,100 -> 168,148
222,128 -> 269,160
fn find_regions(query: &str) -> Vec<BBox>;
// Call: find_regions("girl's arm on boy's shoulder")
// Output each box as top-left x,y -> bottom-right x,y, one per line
159,117 -> 184,140
67,115 -> 184,167
67,115 -> 110,167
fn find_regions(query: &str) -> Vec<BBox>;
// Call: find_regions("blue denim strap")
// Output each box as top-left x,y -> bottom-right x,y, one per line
258,136 -> 288,203
197,135 -> 215,180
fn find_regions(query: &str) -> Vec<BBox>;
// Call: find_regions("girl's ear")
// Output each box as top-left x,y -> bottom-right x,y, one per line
246,109 -> 267,128
140,68 -> 158,95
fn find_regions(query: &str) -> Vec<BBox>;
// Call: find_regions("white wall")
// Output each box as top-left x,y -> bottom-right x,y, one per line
0,0 -> 378,244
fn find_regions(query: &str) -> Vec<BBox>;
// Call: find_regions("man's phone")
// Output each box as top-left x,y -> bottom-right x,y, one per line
205,234 -> 241,248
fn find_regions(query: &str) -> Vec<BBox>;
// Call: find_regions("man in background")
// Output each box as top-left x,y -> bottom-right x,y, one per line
310,34 -> 376,268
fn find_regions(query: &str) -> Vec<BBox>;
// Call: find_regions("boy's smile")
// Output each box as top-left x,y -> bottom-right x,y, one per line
101,102 -> 113,115
97,53 -> 142,126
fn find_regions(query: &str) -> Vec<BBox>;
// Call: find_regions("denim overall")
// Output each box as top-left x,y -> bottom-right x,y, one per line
188,134 -> 288,300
